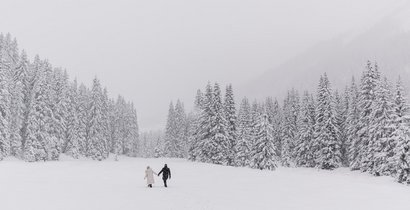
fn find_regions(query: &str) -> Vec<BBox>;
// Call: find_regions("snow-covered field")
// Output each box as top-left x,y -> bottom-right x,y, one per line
1,157 -> 410,210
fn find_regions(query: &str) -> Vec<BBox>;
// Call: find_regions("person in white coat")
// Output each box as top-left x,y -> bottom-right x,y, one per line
144,166 -> 157,188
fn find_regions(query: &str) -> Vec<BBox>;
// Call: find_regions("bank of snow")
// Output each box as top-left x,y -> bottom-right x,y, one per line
1,157 -> 409,210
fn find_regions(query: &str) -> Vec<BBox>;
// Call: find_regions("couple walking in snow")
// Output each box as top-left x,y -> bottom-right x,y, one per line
144,164 -> 171,188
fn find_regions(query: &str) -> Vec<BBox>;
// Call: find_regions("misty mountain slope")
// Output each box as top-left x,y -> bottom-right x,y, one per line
240,7 -> 410,100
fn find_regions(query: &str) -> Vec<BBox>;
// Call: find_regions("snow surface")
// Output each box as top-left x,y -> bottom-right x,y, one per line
1,156 -> 410,210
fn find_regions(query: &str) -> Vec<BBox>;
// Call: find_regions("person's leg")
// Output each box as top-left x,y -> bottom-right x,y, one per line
163,179 -> 167,187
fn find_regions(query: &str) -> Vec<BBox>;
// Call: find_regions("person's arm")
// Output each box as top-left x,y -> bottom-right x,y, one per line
158,169 -> 163,176
144,171 -> 147,179
169,169 -> 171,179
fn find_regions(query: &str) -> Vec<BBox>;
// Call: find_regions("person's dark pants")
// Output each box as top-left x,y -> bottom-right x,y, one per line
163,178 -> 168,187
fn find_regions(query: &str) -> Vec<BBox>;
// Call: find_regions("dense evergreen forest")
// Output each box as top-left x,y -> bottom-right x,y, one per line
0,33 -> 139,161
161,62 -> 410,184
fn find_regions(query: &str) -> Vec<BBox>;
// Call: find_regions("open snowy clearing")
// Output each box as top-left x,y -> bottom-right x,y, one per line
1,157 -> 410,210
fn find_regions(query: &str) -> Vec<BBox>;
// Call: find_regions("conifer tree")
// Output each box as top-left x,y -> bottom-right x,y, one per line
209,83 -> 230,165
235,97 -> 252,167
313,74 -> 341,170
224,84 -> 236,165
87,78 -> 106,160
251,114 -> 277,170
64,80 -> 81,158
197,83 -> 214,163
0,62 -> 11,159
7,39 -> 24,157
355,61 -> 380,171
347,77 -> 361,168
368,77 -> 397,176
392,79 -> 410,183
334,90 -> 349,166
174,100 -> 187,158
271,99 -> 283,159
24,57 -> 51,161
188,89 -> 204,161
164,102 -> 176,157
281,89 -> 299,167
295,91 -> 315,167
77,84 -> 90,156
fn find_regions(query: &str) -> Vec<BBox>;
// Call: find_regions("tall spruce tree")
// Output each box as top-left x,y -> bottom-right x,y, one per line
347,77 -> 361,168
64,79 -> 81,158
87,78 -> 107,160
234,97 -> 252,167
174,100 -> 187,158
368,77 -> 397,176
251,114 -> 278,170
295,91 -> 315,167
313,74 -> 341,170
392,78 -> 410,183
208,83 -> 230,165
164,102 -> 176,157
224,84 -> 236,165
188,89 -> 204,161
355,61 -> 380,172
281,89 -> 299,167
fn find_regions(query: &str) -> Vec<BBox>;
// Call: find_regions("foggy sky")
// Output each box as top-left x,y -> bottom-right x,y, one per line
0,0 -> 405,130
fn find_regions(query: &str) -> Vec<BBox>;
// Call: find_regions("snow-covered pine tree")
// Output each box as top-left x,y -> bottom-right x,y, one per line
20,51 -> 36,155
4,36 -> 24,158
224,84 -> 236,166
355,61 -> 380,172
313,74 -> 342,170
24,56 -> 51,162
294,91 -> 315,167
87,78 -> 107,160
334,89 -> 349,166
234,97 -> 252,167
164,102 -> 176,157
368,77 -> 397,176
208,83 -> 230,165
391,77 -> 410,183
265,97 -> 275,124
392,122 -> 410,184
100,88 -> 110,158
0,51 -> 11,159
63,79 -> 81,158
251,114 -> 278,170
271,98 -> 283,160
49,69 -> 70,159
394,77 -> 409,125
107,98 -> 117,156
0,34 -> 13,159
42,62 -> 61,161
174,100 -> 187,158
196,83 -> 214,163
115,96 -> 127,156
77,83 -> 90,156
347,77 -> 361,169
281,89 -> 299,167
188,89 -> 204,161
129,102 -> 140,157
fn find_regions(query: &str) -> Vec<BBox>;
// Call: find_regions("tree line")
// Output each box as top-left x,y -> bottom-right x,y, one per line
162,61 -> 410,184
0,33 -> 140,161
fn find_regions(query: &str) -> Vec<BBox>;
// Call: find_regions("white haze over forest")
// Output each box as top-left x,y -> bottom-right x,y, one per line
0,0 -> 408,130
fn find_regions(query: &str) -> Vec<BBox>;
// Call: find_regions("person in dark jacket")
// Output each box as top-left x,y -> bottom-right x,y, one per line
158,164 -> 171,187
